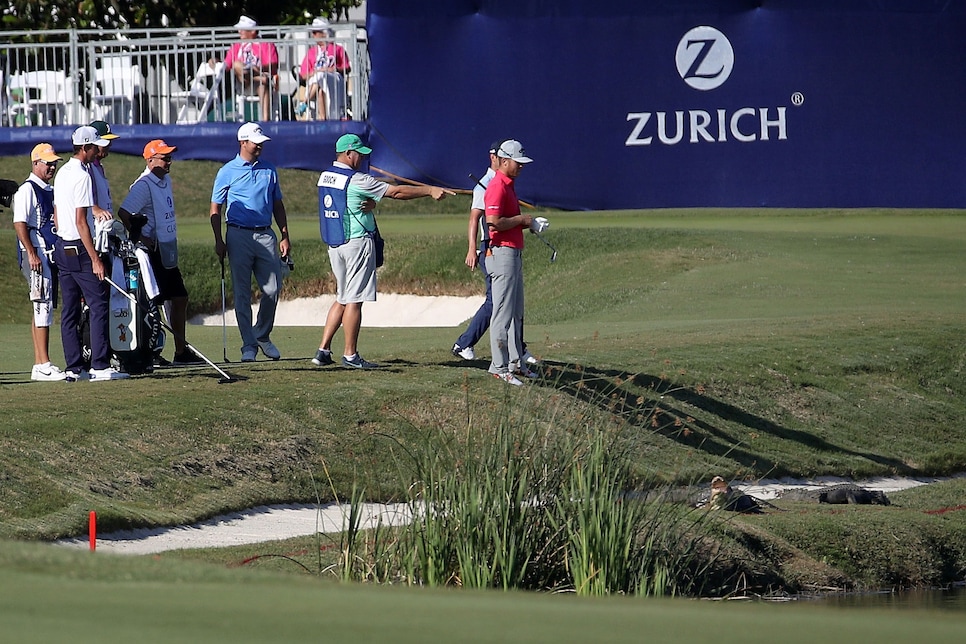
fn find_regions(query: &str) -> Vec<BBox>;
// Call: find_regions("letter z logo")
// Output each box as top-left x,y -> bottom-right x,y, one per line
675,26 -> 734,91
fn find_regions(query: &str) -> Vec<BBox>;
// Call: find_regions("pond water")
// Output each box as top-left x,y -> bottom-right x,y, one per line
796,586 -> 966,611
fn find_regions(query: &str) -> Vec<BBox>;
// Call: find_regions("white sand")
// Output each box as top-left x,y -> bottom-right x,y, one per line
55,476 -> 960,555
56,503 -> 413,555
191,293 -> 482,328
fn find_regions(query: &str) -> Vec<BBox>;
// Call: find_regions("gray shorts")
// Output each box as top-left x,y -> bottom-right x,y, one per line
328,236 -> 377,304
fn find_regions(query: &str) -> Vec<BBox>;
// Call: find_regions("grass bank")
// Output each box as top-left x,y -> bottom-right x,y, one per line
1,154 -> 966,630
5,540 -> 965,644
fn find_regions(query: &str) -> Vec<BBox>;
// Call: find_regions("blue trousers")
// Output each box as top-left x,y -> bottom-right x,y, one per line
226,225 -> 281,354
55,240 -> 110,372
455,246 -> 526,352
456,248 -> 492,350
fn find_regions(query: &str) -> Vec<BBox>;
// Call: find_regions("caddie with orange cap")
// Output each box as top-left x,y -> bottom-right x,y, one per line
118,139 -> 201,366
12,142 -> 66,381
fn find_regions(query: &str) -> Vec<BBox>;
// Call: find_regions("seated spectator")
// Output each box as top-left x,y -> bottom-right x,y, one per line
296,17 -> 350,120
225,15 -> 279,121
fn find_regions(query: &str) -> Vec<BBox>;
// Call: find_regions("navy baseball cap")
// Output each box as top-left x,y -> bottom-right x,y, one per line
488,139 -> 506,154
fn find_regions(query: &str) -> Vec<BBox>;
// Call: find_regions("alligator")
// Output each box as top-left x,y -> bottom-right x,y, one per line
778,483 -> 891,506
706,476 -> 775,513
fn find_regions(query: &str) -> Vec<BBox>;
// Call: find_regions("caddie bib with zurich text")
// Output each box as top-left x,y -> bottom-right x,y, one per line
317,165 -> 355,247
134,170 -> 179,268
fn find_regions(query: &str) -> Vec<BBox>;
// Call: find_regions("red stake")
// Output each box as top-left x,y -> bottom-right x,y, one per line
89,511 -> 96,551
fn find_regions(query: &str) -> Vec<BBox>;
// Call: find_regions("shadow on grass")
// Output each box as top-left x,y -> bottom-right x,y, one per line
146,369 -> 249,383
537,361 -> 911,477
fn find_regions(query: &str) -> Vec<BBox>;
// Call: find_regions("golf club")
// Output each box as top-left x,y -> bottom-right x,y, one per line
469,173 -> 557,263
532,231 -> 558,263
104,276 -> 235,383
220,257 -> 229,363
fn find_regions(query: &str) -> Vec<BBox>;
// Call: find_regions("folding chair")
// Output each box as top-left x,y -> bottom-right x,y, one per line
92,56 -> 143,124
7,70 -> 73,126
172,60 -> 225,124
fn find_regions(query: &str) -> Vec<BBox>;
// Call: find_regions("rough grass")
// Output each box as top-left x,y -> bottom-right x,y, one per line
1,167 -> 966,627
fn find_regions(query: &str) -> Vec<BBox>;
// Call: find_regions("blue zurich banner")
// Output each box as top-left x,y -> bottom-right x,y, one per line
367,0 -> 966,209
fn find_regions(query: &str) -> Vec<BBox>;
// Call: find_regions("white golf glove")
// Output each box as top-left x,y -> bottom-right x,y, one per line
530,216 -> 550,234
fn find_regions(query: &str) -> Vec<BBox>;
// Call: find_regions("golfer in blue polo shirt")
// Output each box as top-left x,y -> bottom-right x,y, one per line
210,122 -> 291,362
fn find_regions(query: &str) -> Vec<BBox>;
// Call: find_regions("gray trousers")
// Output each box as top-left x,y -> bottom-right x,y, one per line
487,246 -> 524,374
226,225 -> 281,353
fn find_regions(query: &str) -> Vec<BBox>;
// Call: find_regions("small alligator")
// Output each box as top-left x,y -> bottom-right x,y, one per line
779,483 -> 890,506
707,476 -> 773,513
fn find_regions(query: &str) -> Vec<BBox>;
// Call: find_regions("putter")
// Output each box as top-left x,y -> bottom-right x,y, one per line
470,173 -> 558,263
220,257 -> 229,363
104,276 -> 235,383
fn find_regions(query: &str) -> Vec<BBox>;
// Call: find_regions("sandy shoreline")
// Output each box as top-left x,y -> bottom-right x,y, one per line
55,475 -> 960,555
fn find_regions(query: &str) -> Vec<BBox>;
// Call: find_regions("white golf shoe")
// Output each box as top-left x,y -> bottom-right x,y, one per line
89,367 -> 130,382
31,362 -> 67,382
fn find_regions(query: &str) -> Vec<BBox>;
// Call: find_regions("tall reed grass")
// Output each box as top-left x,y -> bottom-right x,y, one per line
334,374 -> 720,596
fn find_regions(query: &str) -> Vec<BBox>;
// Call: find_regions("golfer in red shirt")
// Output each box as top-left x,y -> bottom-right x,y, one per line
484,140 -> 535,386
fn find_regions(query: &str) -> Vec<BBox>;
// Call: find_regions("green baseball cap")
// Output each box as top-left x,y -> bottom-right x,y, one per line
335,133 -> 372,155
89,120 -> 120,140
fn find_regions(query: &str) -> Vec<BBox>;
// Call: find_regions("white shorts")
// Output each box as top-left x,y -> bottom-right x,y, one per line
19,248 -> 55,327
328,236 -> 377,304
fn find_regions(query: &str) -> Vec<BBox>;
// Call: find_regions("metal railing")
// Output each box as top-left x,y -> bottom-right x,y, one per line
0,24 -> 369,127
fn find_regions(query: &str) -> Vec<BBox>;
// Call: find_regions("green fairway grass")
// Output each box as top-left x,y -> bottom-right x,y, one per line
2,541 -> 965,643
2,153 -> 966,634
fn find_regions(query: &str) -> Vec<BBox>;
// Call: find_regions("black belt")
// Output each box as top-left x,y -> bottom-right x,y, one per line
228,223 -> 271,232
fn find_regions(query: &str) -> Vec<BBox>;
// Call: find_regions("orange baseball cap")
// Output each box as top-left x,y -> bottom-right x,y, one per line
31,143 -> 61,163
143,139 -> 178,160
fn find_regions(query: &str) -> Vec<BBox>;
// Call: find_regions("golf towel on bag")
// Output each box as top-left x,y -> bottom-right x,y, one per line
135,247 -> 161,300
317,165 -> 354,246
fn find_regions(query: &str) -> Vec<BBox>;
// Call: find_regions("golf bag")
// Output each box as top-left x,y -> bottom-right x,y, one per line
80,233 -> 165,374
110,240 -> 165,374
0,179 -> 19,209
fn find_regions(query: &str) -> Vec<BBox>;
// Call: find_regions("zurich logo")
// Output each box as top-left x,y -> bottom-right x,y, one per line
323,194 -> 334,208
675,26 -> 734,91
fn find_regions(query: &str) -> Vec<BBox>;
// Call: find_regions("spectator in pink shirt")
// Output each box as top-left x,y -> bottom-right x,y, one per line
225,15 -> 279,121
297,17 -> 350,120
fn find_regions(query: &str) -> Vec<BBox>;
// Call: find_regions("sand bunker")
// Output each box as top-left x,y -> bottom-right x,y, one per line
191,294 -> 481,328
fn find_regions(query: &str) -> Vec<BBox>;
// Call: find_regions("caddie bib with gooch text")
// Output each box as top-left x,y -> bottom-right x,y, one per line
317,165 -> 355,247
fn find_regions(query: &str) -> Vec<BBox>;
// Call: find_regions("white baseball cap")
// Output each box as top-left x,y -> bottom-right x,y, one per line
234,15 -> 258,30
496,140 -> 533,164
237,122 -> 270,144
311,17 -> 331,32
72,126 -> 109,147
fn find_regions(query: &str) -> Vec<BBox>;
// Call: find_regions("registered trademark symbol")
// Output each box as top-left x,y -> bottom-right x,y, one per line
791,91 -> 805,106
